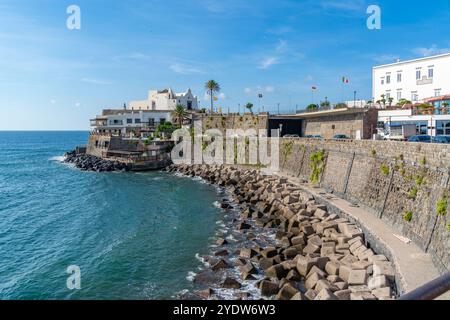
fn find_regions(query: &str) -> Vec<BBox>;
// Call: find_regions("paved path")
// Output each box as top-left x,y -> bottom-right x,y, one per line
275,173 -> 450,300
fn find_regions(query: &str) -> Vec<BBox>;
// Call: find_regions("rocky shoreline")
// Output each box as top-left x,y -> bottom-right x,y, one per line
64,150 -> 131,172
166,164 -> 397,300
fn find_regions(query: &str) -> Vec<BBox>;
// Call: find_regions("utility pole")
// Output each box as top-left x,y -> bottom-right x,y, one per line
277,103 -> 280,115
354,91 -> 357,108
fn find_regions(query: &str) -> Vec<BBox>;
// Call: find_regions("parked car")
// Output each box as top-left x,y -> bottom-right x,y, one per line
284,134 -> 300,138
333,134 -> 350,140
407,135 -> 432,143
312,135 -> 323,139
305,135 -> 322,139
432,136 -> 450,144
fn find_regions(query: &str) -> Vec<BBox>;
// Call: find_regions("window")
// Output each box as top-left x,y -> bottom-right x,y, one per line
428,68 -> 434,78
416,70 -> 421,80
386,92 -> 391,99
135,119 -> 141,124
435,89 -> 441,97
397,73 -> 402,82
148,118 -> 155,126
436,121 -> 450,136
397,91 -> 402,100
381,78 -> 384,85
160,118 -> 166,124
127,119 -> 132,124
411,92 -> 418,102
386,75 -> 391,84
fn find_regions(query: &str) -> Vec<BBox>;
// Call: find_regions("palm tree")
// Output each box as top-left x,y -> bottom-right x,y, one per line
172,104 -> 189,128
380,94 -> 387,109
388,97 -> 394,108
245,102 -> 254,114
205,80 -> 221,113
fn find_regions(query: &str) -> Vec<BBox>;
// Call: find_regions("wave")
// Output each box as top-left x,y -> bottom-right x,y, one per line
49,155 -> 66,162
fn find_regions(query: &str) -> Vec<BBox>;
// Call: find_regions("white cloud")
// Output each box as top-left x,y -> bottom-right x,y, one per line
82,78 -> 111,85
244,87 -> 252,94
265,86 -> 275,93
170,63 -> 204,75
219,93 -> 227,100
75,102 -> 81,107
129,52 -> 151,60
259,57 -> 279,69
412,45 -> 450,57
50,99 -> 56,104
276,40 -> 288,53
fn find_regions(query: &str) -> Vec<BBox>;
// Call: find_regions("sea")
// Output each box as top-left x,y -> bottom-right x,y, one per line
0,131 -> 224,300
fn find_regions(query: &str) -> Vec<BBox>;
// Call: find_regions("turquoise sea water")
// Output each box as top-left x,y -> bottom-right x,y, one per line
0,131 -> 222,300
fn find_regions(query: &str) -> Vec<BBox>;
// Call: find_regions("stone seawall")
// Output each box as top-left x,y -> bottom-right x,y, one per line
279,139 -> 450,274
168,164 -> 397,300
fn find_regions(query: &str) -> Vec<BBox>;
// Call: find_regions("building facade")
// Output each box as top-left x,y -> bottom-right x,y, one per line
377,109 -> 450,137
372,53 -> 450,106
90,109 -> 173,136
129,88 -> 199,111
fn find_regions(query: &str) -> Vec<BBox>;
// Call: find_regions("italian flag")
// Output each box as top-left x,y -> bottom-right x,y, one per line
342,77 -> 349,84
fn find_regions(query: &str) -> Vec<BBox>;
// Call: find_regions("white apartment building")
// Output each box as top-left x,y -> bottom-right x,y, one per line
91,109 -> 173,136
129,88 -> 199,111
372,53 -> 450,105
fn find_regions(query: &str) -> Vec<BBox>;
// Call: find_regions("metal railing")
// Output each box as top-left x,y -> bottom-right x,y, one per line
399,272 -> 450,300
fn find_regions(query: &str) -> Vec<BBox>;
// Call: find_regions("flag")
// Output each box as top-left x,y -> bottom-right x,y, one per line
213,96 -> 219,101
342,77 -> 349,84
312,86 -> 317,90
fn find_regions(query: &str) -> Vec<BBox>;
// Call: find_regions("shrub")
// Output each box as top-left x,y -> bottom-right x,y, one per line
310,150 -> 326,184
380,165 -> 390,176
408,186 -> 418,200
371,149 -> 377,156
415,175 -> 425,186
437,197 -> 448,216
403,211 -> 413,222
419,157 -> 427,166
447,223 -> 450,231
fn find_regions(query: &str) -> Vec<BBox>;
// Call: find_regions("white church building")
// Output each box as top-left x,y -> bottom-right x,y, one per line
129,88 -> 199,111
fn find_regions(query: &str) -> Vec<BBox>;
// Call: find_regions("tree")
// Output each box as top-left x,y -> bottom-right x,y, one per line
320,101 -> 330,108
397,98 -> 411,107
380,94 -> 387,108
205,80 -> 221,113
171,104 -> 189,128
245,102 -> 254,114
334,103 -> 348,109
307,104 -> 319,111
388,97 -> 394,107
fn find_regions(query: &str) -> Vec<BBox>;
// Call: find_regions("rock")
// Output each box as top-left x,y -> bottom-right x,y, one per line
285,269 -> 301,281
240,262 -> 257,275
261,247 -> 278,258
291,292 -> 306,300
334,289 -> 351,300
304,289 -> 317,300
373,261 -> 395,281
348,269 -> 368,286
314,288 -> 338,300
195,288 -> 214,299
211,259 -> 230,271
240,248 -> 258,259
216,238 -> 228,246
222,277 -> 241,289
237,222 -> 252,230
214,249 -> 229,257
338,265 -> 353,282
259,258 -> 274,270
276,284 -> 299,300
305,272 -> 323,290
368,275 -> 389,290
350,292 -> 377,300
334,282 -> 349,290
325,261 -> 340,275
303,243 -> 320,254
368,255 -> 388,263
306,266 -> 327,279
315,279 -> 333,293
265,264 -> 288,280
260,280 -> 279,297
372,287 -> 392,299
358,248 -> 375,261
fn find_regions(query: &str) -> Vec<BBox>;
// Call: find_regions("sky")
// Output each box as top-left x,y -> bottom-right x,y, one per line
0,0 -> 449,130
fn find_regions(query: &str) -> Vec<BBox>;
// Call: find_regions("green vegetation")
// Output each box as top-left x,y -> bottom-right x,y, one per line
415,175 -> 425,186
419,157 -> 427,166
408,186 -> 418,200
245,103 -> 254,114
371,149 -> 377,157
334,103 -> 348,109
403,211 -> 413,222
380,164 -> 390,176
310,150 -> 325,184
171,104 -> 189,127
282,141 -> 294,162
205,80 -> 221,113
447,222 -> 450,231
437,196 -> 448,216
306,104 -> 319,111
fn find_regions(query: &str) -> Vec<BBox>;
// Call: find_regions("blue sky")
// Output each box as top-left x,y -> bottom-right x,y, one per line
1,0 -> 449,130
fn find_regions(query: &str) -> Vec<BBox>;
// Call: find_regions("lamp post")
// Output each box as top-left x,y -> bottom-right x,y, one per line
277,103 -> 280,115
354,91 -> 357,108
